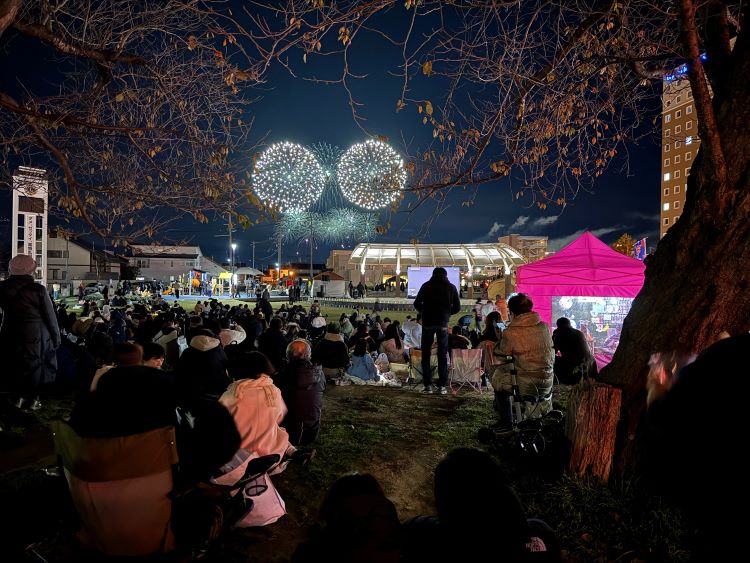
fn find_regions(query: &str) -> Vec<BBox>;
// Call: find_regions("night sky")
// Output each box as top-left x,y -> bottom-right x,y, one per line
0,5 -> 661,269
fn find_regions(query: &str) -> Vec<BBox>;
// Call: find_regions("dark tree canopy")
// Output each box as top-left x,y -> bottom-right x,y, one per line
0,0 -> 257,244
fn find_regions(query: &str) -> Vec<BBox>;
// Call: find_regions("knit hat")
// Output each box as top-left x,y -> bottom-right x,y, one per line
9,254 -> 37,276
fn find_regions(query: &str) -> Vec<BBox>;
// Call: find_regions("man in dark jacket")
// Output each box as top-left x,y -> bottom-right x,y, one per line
174,329 -> 230,407
257,317 -> 288,373
0,255 -> 60,409
413,267 -> 461,395
551,317 -> 597,384
278,339 -> 325,445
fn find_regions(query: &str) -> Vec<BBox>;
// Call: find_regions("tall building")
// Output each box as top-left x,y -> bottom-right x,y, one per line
11,167 -> 48,285
660,66 -> 699,238
497,234 -> 548,263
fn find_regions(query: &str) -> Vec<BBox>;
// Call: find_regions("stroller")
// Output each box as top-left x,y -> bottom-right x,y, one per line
479,356 -> 564,457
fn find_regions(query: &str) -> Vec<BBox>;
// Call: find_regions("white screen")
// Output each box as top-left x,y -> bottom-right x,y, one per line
407,266 -> 461,298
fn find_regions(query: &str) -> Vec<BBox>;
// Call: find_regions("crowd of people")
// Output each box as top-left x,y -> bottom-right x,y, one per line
1,254 -> 739,560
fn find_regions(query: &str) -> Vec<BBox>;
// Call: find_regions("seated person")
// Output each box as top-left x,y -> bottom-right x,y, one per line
90,342 -> 144,391
379,323 -> 407,364
551,318 -> 597,384
220,351 -> 295,468
142,342 -> 166,369
277,340 -> 326,445
492,294 -> 554,425
312,322 -> 351,382
347,322 -> 373,350
293,473 -> 401,563
174,328 -> 230,408
218,317 -> 247,348
448,325 -> 472,350
257,317 -> 288,373
348,339 -> 379,382
478,311 -> 501,343
402,448 -> 560,563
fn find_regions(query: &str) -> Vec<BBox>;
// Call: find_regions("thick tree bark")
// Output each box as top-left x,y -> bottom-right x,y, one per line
600,9 -> 750,473
565,381 -> 622,480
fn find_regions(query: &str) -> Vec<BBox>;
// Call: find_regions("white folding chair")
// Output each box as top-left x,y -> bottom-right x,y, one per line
449,348 -> 484,394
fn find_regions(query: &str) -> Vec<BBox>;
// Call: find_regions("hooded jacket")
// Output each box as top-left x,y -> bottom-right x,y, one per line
492,312 -> 554,382
413,271 -> 461,328
220,375 -> 290,459
278,359 -> 325,445
0,274 -> 61,393
175,335 -> 230,406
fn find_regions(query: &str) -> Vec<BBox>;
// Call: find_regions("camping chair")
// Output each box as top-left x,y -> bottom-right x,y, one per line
406,348 -> 438,386
449,348 -> 484,394
479,340 -> 503,381
52,421 -> 179,557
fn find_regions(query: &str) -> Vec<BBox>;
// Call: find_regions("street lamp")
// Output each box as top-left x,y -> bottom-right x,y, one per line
231,243 -> 237,296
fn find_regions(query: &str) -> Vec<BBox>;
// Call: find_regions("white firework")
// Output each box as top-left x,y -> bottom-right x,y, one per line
252,141 -> 325,213
337,139 -> 407,210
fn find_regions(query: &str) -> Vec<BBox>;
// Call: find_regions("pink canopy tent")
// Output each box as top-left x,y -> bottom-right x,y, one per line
516,231 -> 645,325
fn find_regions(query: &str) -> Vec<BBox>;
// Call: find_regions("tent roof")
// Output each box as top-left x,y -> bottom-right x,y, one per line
313,271 -> 345,280
516,232 -> 645,323
235,267 -> 264,276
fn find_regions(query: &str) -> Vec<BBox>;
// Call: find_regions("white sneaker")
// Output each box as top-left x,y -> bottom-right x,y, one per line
438,386 -> 448,395
421,385 -> 434,394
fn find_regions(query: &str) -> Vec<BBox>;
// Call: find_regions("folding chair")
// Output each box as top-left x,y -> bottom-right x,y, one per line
479,339 -> 501,381
52,421 -> 179,557
406,348 -> 438,386
449,348 -> 484,394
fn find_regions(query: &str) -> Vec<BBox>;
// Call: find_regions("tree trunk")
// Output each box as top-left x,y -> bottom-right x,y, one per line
565,381 -> 622,480
600,19 -> 750,474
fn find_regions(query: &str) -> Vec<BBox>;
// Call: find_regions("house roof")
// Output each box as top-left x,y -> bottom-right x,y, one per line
128,245 -> 202,259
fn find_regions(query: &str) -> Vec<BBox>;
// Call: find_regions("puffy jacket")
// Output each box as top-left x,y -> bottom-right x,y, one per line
220,375 -> 290,459
492,312 -> 554,382
312,334 -> 350,370
0,274 -> 60,393
348,354 -> 378,381
278,360 -> 325,445
413,272 -> 461,327
175,335 -> 230,406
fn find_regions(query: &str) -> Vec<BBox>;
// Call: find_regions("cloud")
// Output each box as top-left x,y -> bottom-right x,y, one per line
626,211 -> 660,222
487,222 -> 504,237
548,226 -> 622,251
510,215 -> 529,230
532,215 -> 559,227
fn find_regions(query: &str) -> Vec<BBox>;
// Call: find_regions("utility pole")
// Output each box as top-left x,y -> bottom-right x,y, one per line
250,241 -> 256,270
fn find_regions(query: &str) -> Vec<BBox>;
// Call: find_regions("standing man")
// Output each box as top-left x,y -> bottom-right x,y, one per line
0,255 -> 61,410
413,267 -> 461,395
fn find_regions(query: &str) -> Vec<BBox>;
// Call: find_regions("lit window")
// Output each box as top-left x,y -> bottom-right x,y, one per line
664,218 -> 669,225
665,144 -> 671,152
663,203 -> 670,211
674,201 -> 680,209
674,185 -> 681,193
664,187 -> 670,196
676,110 -> 682,118
675,170 -> 681,178
675,125 -> 682,133
686,136 -> 693,145
664,172 -> 671,181
674,155 -> 680,164
665,114 -> 672,123
664,158 -> 670,166
687,105 -> 692,114
685,152 -> 691,160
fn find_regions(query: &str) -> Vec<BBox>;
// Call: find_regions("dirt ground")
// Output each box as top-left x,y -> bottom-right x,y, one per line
0,384 -> 496,562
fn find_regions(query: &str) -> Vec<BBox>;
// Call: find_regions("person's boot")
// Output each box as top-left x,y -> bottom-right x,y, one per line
493,391 -> 514,430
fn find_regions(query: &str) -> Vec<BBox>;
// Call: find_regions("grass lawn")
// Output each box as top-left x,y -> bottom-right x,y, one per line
0,385 -> 689,562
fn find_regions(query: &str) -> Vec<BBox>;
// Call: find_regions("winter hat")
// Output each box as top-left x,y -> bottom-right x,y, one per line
9,254 -> 37,276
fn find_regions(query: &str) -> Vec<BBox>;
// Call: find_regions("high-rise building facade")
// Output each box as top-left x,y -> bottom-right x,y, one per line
660,67 -> 698,238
